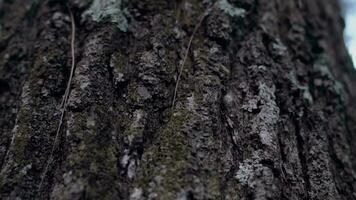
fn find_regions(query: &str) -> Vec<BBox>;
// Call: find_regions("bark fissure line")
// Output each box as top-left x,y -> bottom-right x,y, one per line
38,8 -> 76,192
294,119 -> 311,199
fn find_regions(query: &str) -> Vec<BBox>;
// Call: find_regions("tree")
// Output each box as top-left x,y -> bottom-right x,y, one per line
0,0 -> 356,199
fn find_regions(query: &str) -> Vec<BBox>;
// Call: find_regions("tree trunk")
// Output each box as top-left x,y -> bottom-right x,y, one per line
0,0 -> 356,199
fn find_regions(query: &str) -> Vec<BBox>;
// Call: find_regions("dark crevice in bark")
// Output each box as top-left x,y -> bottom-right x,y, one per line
277,125 -> 287,163
294,118 -> 311,200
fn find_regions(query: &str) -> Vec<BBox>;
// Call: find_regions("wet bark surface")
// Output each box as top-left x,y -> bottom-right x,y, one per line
0,0 -> 356,199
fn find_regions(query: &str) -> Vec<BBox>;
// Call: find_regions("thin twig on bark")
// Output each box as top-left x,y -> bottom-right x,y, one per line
38,8 -> 76,193
171,5 -> 214,111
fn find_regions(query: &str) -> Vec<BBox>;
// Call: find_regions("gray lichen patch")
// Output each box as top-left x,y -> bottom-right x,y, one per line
288,70 -> 314,104
255,83 -> 280,147
242,97 -> 258,112
271,38 -> 288,57
130,187 -> 143,200
234,151 -> 279,198
82,0 -> 129,32
235,159 -> 262,186
313,55 -> 333,79
217,0 -> 246,18
313,55 -> 347,103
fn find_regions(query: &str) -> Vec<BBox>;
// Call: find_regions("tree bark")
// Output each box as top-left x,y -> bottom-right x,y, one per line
0,0 -> 356,199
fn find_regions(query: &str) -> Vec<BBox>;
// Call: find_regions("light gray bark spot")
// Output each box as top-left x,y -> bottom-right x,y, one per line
217,0 -> 246,17
82,0 -> 129,32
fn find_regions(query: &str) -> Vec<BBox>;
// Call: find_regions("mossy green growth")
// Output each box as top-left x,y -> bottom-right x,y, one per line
174,0 -> 203,26
82,0 -> 129,32
121,109 -> 145,144
205,170 -> 221,199
112,52 -> 126,72
127,86 -> 140,104
0,24 -> 3,40
135,108 -> 194,198
66,110 -> 119,199
11,108 -> 32,164
26,48 -> 62,99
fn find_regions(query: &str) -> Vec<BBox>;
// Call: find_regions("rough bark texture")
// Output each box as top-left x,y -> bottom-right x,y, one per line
0,0 -> 356,199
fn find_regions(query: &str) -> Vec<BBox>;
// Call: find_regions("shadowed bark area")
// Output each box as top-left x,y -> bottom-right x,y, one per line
0,0 -> 356,199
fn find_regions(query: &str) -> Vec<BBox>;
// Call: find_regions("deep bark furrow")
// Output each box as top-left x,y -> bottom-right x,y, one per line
294,119 -> 310,200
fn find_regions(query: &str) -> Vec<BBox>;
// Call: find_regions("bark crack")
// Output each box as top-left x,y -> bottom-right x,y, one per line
294,118 -> 311,200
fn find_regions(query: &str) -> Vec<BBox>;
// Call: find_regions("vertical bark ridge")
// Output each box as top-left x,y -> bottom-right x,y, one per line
0,1 -> 72,198
0,0 -> 40,169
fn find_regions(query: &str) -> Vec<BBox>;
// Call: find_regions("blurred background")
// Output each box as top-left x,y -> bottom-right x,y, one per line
342,0 -> 356,67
